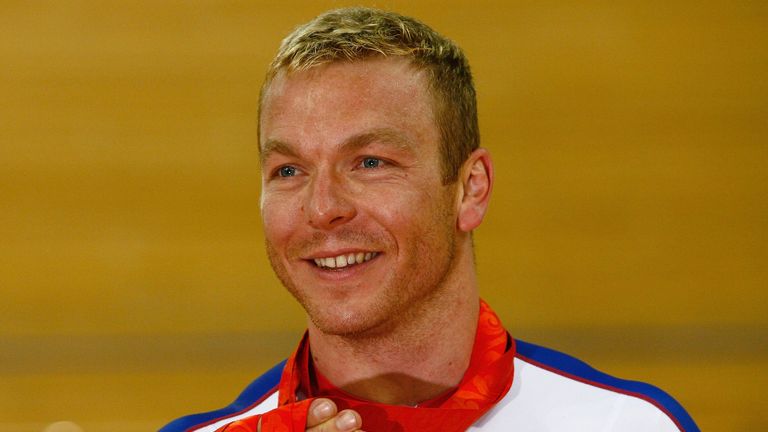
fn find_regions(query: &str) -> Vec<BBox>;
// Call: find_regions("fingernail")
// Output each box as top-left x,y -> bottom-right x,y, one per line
336,411 -> 359,431
313,400 -> 333,418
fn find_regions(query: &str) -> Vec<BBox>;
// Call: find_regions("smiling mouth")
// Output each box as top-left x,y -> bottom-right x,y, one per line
313,252 -> 379,269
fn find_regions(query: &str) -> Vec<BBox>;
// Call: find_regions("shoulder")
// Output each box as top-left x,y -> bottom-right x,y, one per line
474,339 -> 698,431
159,360 -> 285,432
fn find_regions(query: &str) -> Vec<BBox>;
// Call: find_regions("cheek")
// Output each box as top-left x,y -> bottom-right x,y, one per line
261,195 -> 297,245
364,189 -> 420,224
367,186 -> 453,235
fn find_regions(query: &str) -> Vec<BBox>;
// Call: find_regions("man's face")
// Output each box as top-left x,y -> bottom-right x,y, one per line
259,57 -> 462,336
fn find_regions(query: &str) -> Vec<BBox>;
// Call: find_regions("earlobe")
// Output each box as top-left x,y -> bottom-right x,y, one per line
457,148 -> 493,232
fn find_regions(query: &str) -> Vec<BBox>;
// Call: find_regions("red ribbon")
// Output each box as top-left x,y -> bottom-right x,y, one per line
218,300 -> 514,432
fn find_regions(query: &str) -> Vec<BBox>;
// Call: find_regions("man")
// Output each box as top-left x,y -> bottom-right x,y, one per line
162,7 -> 698,432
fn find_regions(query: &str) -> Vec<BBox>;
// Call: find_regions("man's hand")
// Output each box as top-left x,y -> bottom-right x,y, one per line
255,398 -> 363,432
306,398 -> 363,432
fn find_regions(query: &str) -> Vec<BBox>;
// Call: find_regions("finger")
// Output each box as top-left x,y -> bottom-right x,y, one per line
306,409 -> 362,432
306,398 -> 337,428
333,410 -> 362,432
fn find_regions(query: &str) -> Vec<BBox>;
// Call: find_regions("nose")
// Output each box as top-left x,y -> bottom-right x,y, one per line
303,170 -> 356,230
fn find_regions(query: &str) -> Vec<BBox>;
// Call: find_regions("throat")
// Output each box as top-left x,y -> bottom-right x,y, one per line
312,357 -> 457,406
305,281 -> 480,406
307,329 -> 473,406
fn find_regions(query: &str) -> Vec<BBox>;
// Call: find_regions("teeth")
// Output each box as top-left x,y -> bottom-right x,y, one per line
314,252 -> 378,269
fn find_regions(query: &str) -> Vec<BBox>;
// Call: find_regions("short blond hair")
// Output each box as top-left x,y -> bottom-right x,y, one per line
260,7 -> 479,183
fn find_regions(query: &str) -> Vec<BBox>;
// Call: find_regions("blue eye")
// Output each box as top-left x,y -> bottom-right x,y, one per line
361,158 -> 381,168
278,166 -> 296,177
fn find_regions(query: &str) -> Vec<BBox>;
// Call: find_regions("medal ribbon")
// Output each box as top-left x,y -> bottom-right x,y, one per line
218,300 -> 514,431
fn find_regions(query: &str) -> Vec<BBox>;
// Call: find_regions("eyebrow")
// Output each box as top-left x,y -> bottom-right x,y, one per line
339,128 -> 415,154
260,128 -> 415,163
260,139 -> 298,164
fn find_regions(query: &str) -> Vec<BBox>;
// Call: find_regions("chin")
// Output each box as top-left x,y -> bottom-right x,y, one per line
304,300 -> 392,338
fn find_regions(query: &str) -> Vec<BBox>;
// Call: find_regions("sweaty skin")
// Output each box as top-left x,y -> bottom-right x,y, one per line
259,56 -> 494,422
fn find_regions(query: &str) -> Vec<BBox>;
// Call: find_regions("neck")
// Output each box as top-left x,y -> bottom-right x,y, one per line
307,244 -> 479,406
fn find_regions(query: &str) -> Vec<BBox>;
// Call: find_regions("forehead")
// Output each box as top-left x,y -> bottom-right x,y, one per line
259,57 -> 439,152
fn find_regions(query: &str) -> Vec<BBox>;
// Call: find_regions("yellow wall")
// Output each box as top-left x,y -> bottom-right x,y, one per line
1,1 -> 765,430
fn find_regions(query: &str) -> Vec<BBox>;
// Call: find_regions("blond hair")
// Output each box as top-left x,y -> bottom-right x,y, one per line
260,7 -> 478,183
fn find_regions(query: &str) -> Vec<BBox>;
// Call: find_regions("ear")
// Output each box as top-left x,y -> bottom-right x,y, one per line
457,148 -> 493,232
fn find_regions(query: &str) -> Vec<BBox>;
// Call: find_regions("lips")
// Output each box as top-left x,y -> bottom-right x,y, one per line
313,252 -> 379,269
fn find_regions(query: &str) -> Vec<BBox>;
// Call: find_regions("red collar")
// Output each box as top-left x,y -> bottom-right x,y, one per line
277,300 -> 515,431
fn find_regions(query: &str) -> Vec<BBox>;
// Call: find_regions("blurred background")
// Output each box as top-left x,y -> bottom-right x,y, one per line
1,1 -> 766,430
